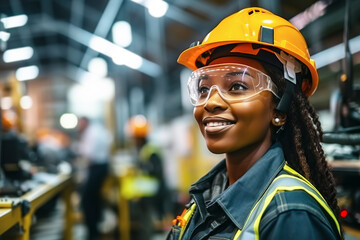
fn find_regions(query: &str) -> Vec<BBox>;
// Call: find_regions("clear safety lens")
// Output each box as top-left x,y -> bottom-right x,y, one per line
187,63 -> 279,106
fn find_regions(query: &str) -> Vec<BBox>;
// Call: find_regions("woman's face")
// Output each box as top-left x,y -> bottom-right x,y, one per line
193,56 -> 276,154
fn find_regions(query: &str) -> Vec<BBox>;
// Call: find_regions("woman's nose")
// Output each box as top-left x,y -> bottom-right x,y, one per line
203,86 -> 227,111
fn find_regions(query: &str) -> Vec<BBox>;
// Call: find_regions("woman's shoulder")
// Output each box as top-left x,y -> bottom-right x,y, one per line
259,190 -> 339,240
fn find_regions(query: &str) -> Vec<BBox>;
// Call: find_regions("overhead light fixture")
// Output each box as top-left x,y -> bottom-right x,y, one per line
147,0 -> 169,18
1,96 -> 13,110
88,57 -> 108,77
131,0 -> 169,18
112,49 -> 143,69
20,95 -> 33,109
1,14 -> 28,29
3,46 -> 34,63
63,22 -> 160,77
60,113 -> 78,129
89,35 -> 114,56
0,31 -> 10,42
112,21 -> 132,47
16,65 -> 39,81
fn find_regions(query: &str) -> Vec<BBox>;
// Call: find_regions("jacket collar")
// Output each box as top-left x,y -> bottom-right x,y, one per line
189,142 -> 285,230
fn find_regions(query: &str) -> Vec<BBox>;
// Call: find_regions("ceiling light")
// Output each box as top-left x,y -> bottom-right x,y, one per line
112,50 -> 143,69
89,36 -> 113,56
112,21 -> 132,47
1,14 -> 28,29
60,113 -> 78,129
0,31 -> 10,42
16,65 -> 39,81
88,57 -> 108,77
3,46 -> 34,63
1,96 -> 13,110
20,95 -> 33,109
131,0 -> 169,18
147,0 -> 169,18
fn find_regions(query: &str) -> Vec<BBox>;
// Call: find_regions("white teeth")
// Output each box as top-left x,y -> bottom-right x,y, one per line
207,122 -> 232,127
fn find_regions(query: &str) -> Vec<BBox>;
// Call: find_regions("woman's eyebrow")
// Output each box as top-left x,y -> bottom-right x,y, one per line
225,71 -> 251,77
198,74 -> 209,81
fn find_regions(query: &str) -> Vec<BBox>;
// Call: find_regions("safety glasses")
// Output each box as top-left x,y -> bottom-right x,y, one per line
187,63 -> 280,106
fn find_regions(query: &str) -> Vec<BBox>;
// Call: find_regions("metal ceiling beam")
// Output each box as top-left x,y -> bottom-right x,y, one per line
9,0 -> 39,63
68,0 -> 85,63
258,0 -> 281,13
79,0 -> 124,70
165,5 -> 207,29
35,44 -> 84,66
173,0 -> 220,16
30,16 -> 162,77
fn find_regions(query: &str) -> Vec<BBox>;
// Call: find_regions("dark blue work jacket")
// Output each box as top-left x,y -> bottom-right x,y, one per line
168,142 -> 340,240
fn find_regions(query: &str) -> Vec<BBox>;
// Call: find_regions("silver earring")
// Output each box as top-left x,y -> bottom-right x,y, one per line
274,117 -> 280,123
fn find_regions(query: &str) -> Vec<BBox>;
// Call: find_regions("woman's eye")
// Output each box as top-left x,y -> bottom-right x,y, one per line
198,86 -> 209,95
230,83 -> 247,91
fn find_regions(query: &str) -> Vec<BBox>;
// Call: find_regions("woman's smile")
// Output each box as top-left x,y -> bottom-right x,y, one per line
203,117 -> 235,134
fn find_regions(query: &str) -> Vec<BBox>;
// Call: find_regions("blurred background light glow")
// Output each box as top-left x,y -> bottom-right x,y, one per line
1,14 -> 28,29
0,31 -> 10,42
3,46 -> 34,63
15,65 -> 39,81
130,0 -> 168,18
88,57 -> 108,77
113,50 -> 143,69
112,21 -> 132,47
1,96 -> 13,110
147,0 -> 169,18
20,95 -> 33,109
60,113 -> 78,129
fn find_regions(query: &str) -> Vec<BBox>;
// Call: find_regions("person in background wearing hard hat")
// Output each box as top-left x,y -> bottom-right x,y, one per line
127,115 -> 168,239
168,7 -> 342,240
77,116 -> 113,240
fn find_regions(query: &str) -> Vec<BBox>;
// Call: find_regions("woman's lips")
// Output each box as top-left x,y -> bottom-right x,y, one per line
203,119 -> 235,134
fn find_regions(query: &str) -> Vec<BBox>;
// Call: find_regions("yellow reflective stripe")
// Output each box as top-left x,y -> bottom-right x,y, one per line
252,178 -> 341,239
284,164 -> 319,191
276,175 -> 341,235
283,164 -> 341,235
179,203 -> 196,240
233,229 -> 241,240
178,163 -> 341,240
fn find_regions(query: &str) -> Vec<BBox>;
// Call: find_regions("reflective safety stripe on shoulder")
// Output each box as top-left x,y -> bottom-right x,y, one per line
235,164 -> 341,240
236,173 -> 340,239
175,164 -> 341,240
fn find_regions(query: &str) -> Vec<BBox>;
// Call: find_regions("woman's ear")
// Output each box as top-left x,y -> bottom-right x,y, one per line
272,111 -> 287,127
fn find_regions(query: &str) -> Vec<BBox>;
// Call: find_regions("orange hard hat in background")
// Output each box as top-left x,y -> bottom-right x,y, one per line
1,110 -> 17,131
177,7 -> 318,97
126,115 -> 150,138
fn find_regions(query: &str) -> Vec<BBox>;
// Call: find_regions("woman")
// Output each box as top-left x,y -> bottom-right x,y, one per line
167,7 -> 342,240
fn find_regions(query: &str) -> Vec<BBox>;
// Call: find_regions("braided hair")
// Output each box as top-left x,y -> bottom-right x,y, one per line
263,62 -> 342,227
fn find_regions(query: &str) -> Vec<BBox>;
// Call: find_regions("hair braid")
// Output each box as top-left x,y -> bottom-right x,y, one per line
262,61 -> 342,236
291,108 -> 311,179
279,90 -> 341,228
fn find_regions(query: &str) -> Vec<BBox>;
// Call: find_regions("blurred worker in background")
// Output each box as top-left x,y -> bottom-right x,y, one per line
77,116 -> 113,240
168,7 -> 342,240
127,115 -> 167,239
1,109 -> 34,182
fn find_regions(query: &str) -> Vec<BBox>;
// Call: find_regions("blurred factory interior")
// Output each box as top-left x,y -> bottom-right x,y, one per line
0,0 -> 360,239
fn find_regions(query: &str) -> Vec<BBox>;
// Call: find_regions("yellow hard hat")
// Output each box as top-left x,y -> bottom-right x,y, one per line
127,115 -> 150,138
178,7 -> 318,97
